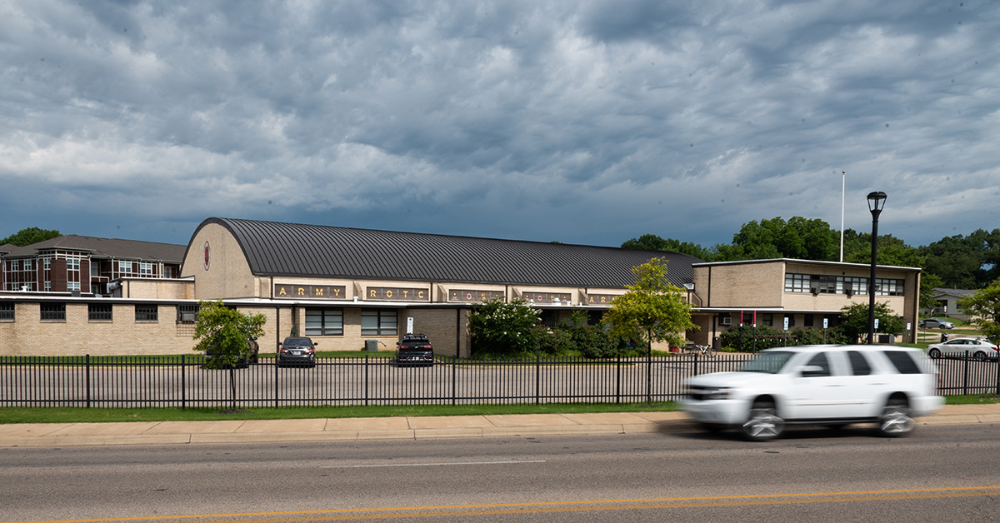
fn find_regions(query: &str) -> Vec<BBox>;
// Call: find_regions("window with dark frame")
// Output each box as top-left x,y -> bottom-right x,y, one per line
88,303 -> 112,322
305,308 -> 344,336
361,309 -> 397,336
135,305 -> 158,322
40,303 -> 66,321
177,304 -> 199,324
0,302 -> 13,321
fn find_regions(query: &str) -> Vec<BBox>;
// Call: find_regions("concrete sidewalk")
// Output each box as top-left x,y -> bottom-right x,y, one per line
1,405 -> 998,448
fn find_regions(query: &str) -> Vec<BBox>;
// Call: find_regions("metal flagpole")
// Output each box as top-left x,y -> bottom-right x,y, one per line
839,171 -> 846,262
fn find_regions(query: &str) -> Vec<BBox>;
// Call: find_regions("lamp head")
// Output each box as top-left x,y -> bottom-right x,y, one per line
867,191 -> 887,216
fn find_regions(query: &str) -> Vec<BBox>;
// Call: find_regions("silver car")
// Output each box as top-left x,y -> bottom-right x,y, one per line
919,318 -> 955,329
926,337 -> 998,361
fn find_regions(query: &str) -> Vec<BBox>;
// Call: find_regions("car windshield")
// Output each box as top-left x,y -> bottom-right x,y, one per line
740,351 -> 795,374
284,338 -> 312,347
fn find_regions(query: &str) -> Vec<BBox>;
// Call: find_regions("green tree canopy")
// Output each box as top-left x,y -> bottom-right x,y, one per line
467,298 -> 542,357
0,227 -> 61,246
603,258 -> 697,350
959,278 -> 1000,343
712,217 -> 839,262
193,300 -> 267,409
837,301 -> 904,344
620,234 -> 714,261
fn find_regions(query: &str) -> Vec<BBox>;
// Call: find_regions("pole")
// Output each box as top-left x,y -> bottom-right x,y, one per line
868,208 -> 880,344
840,170 -> 846,262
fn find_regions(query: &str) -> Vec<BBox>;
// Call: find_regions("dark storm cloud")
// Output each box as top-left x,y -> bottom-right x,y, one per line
0,0 -> 997,249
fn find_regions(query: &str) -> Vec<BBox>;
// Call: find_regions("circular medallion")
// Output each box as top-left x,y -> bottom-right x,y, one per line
203,241 -> 211,271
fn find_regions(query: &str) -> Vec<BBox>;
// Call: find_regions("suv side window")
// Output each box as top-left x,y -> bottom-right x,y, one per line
882,350 -> 921,374
806,353 -> 831,376
847,351 -> 871,376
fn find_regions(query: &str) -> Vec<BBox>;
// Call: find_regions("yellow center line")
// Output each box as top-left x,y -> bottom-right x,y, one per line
29,485 -> 1000,523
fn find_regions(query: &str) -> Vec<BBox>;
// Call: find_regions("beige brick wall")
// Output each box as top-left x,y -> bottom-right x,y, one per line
182,223 -> 256,299
0,303 -> 199,357
695,262 -> 785,308
120,279 -> 194,300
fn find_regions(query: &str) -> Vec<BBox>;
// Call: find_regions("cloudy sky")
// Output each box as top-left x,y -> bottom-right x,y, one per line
1,1 -> 998,251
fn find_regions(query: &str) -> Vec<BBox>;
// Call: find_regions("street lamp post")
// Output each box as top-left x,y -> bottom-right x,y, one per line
867,191 -> 887,344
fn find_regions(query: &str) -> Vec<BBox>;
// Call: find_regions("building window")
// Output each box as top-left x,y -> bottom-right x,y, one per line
135,305 -> 158,322
10,260 -> 19,271
67,258 -> 80,271
41,303 -> 66,322
761,314 -> 773,327
164,266 -> 175,278
67,282 -> 81,291
119,261 -> 132,273
177,304 -> 199,324
875,278 -> 905,296
361,309 -> 397,336
88,303 -> 113,322
804,314 -> 814,327
44,281 -> 51,291
306,308 -> 344,336
91,263 -> 101,277
43,258 -> 50,270
23,259 -> 33,271
0,302 -> 13,322
140,263 -> 153,276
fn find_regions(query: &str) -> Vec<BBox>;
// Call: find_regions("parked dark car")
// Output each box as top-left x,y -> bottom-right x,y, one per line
396,333 -> 434,366
278,337 -> 317,367
205,337 -> 259,369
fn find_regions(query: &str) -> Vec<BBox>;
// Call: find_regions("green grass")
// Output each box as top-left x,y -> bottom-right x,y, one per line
3,394 -> 998,425
0,402 -> 677,425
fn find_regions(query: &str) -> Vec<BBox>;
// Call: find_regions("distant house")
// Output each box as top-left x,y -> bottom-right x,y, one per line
927,288 -> 977,321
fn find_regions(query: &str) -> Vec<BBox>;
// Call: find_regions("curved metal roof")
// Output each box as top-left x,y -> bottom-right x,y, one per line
189,218 -> 701,289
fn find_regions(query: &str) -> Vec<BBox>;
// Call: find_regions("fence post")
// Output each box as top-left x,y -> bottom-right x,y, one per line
274,352 -> 279,408
537,353 -> 543,405
616,352 -> 621,405
693,353 -> 699,379
451,355 -> 456,406
963,351 -> 970,396
364,355 -> 369,406
85,354 -> 91,409
181,354 -> 186,410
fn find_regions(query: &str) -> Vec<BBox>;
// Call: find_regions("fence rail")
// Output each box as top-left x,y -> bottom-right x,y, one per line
1,353 -> 997,408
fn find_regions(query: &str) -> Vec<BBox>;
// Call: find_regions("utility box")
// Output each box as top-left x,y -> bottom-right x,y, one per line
878,334 -> 893,344
365,340 -> 378,352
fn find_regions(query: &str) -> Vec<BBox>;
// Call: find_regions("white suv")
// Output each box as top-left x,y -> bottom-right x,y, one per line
681,345 -> 943,441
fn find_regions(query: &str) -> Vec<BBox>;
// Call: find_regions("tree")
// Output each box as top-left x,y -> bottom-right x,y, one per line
959,278 -> 1000,343
192,300 -> 267,409
603,258 -> 698,402
0,227 -> 61,246
621,234 -> 714,261
468,298 -> 542,357
920,273 -> 944,311
837,302 -> 904,344
712,217 -> 839,262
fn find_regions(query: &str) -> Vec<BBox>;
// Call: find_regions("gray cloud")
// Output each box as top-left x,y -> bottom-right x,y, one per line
1,0 -> 998,250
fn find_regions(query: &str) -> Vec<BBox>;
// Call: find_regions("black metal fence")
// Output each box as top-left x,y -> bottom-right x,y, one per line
0,353 -> 997,408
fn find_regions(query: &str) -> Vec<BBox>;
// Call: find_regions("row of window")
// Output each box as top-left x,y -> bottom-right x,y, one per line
305,308 -> 397,336
736,312 -> 834,328
784,274 -> 905,296
1,303 -> 400,336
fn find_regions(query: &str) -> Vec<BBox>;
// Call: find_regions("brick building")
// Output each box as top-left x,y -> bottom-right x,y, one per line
0,218 -> 922,357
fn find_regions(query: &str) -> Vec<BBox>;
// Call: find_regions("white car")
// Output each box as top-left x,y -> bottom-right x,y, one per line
681,345 -> 943,441
926,338 -> 999,361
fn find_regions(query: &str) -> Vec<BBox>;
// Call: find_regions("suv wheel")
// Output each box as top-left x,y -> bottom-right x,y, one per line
742,399 -> 784,442
877,397 -> 914,437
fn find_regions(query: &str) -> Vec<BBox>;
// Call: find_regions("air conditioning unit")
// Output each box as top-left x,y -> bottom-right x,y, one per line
810,286 -> 819,295
181,313 -> 196,322
721,316 -> 732,326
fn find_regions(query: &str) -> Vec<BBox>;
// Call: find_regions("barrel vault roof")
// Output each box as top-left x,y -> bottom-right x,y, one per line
191,218 -> 701,289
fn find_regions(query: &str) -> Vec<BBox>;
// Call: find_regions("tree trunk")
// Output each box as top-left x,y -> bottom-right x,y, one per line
646,327 -> 652,405
229,367 -> 236,410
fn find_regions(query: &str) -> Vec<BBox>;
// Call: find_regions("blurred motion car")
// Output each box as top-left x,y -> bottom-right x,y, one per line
396,333 -> 434,366
926,337 -> 999,361
278,337 -> 317,367
681,345 -> 943,441
919,318 -> 955,329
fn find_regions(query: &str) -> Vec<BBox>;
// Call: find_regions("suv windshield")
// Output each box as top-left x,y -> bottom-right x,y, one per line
740,351 -> 795,374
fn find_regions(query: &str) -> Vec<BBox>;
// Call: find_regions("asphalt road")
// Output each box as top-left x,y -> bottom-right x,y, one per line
3,423 -> 999,522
